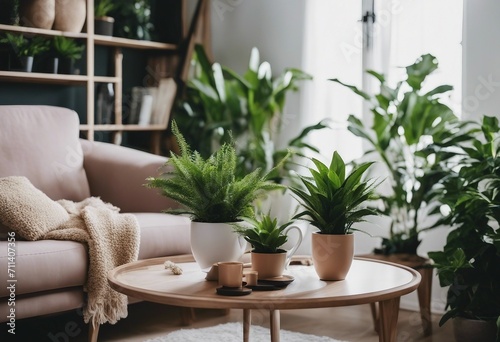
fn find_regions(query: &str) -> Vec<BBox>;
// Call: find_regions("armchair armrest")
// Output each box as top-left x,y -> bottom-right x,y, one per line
81,139 -> 177,213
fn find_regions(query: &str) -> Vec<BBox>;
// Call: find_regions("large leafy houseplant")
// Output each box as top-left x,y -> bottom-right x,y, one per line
428,116 -> 500,340
290,151 -> 378,235
176,44 -> 329,182
146,121 -> 283,223
330,54 -> 472,254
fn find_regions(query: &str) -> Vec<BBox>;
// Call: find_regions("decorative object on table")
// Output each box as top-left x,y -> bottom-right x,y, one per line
52,36 -> 84,74
330,54 -> 473,256
175,44 -> 329,182
94,0 -> 115,36
164,260 -> 183,275
146,121 -> 284,271
19,0 -> 55,29
0,33 -> 50,72
52,0 -> 86,32
234,214 -> 303,279
428,115 -> 500,342
290,151 -> 378,280
217,261 -> 243,288
0,0 -> 19,25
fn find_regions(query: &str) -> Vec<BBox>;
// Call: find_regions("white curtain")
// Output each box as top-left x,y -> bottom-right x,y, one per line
300,0 -> 463,164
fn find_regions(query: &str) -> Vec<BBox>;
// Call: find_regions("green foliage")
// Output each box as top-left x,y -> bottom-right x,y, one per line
0,33 -> 49,57
146,121 -> 284,223
110,0 -> 154,40
290,151 -> 379,235
330,54 -> 474,253
428,116 -> 500,329
53,36 -> 85,60
234,214 -> 292,253
175,44 -> 329,181
95,0 -> 115,18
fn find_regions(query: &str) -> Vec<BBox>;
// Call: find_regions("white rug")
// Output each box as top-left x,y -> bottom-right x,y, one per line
144,322 -> 345,342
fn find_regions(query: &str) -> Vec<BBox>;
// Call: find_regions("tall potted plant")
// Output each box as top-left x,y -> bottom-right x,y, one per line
289,151 -> 378,280
176,44 -> 329,182
428,116 -> 500,342
146,121 -> 283,271
330,54 -> 472,256
234,214 -> 303,279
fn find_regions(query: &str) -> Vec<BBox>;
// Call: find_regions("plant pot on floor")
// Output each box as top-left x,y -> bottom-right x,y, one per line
452,316 -> 498,342
95,17 -> 114,36
190,222 -> 247,271
311,232 -> 354,280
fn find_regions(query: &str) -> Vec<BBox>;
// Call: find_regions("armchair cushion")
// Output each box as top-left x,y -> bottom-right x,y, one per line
0,176 -> 69,240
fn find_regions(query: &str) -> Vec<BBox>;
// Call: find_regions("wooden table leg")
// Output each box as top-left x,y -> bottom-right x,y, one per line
243,309 -> 251,342
88,322 -> 99,342
270,309 -> 281,342
417,267 -> 433,335
180,307 -> 196,326
378,297 -> 400,342
370,302 -> 380,332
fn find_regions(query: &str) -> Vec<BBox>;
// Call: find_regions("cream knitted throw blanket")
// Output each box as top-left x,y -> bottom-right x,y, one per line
45,197 -> 140,327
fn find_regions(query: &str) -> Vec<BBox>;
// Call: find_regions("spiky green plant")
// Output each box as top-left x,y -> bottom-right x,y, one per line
234,214 -> 292,253
146,121 -> 284,223
290,151 -> 379,235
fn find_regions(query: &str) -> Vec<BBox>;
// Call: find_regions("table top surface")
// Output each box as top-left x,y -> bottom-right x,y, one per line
108,255 -> 421,310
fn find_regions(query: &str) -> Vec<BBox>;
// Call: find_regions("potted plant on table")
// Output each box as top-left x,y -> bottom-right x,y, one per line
146,121 -> 284,271
428,116 -> 500,342
234,214 -> 303,279
289,151 -> 379,280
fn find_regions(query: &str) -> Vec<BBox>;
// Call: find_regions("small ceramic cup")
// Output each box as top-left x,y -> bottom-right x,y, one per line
218,261 -> 243,288
245,271 -> 258,286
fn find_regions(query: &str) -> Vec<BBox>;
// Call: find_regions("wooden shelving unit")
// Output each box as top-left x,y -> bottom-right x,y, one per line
0,1 -> 183,154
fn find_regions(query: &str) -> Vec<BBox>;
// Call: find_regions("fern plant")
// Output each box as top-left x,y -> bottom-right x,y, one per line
146,121 -> 283,223
290,151 -> 379,235
234,214 -> 292,253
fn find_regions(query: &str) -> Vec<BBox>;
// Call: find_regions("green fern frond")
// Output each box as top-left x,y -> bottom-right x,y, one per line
146,121 -> 284,222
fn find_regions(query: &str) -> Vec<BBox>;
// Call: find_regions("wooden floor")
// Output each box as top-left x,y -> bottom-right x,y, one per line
2,301 -> 454,341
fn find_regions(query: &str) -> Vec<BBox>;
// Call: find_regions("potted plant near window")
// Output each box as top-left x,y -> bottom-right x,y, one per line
289,151 -> 379,280
52,36 -> 85,74
0,33 -> 49,72
234,214 -> 303,279
428,116 -> 500,342
146,121 -> 284,271
94,0 -> 115,36
330,54 -> 472,257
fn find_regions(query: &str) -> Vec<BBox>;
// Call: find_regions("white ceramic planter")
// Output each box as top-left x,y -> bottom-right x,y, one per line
190,222 -> 247,271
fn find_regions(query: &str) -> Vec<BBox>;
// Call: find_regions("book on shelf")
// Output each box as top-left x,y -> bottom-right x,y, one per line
128,78 -> 177,127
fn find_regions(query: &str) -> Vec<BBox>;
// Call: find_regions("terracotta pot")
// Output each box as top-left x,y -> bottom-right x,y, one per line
251,252 -> 287,279
190,222 -> 247,271
311,232 -> 354,280
250,225 -> 303,279
53,0 -> 86,32
453,316 -> 498,342
19,0 -> 55,29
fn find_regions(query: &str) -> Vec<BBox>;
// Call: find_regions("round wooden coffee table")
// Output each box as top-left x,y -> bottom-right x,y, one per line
108,255 -> 420,342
